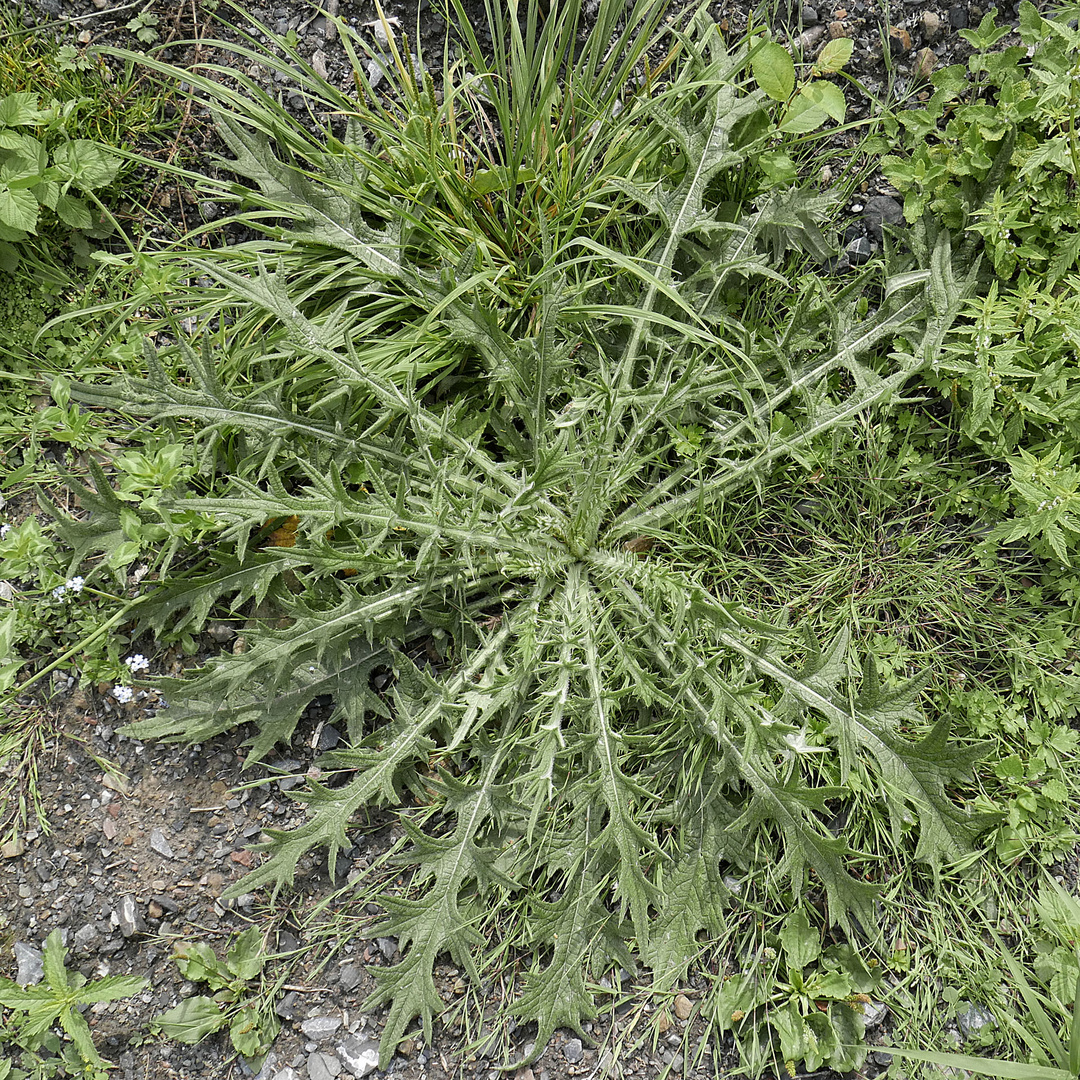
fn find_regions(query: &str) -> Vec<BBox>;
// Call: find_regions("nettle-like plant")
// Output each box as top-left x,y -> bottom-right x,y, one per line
73,3 -> 988,1066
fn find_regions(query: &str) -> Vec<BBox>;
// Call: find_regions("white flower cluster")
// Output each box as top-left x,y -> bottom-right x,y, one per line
112,654 -> 151,706
1037,496 -> 1066,512
0,523 -> 11,539
51,576 -> 85,600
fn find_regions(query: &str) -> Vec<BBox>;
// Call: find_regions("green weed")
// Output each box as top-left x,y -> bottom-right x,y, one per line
0,928 -> 146,1080
5,0 -> 1080,1073
63,1 -> 992,1068
152,926 -> 281,1070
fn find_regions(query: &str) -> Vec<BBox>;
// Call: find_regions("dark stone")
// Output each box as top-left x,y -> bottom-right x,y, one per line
275,991 -> 300,1020
801,5 -> 819,23
846,236 -> 874,265
948,4 -> 969,27
316,725 -> 341,752
863,195 -> 904,239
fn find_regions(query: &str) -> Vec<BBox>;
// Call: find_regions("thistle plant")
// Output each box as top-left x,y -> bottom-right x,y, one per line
69,0 -> 990,1065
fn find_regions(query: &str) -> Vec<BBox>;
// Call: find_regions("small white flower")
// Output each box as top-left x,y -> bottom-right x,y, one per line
66,576 -> 85,593
112,686 -> 135,704
0,524 -> 10,539
52,584 -> 68,600
125,654 -> 150,674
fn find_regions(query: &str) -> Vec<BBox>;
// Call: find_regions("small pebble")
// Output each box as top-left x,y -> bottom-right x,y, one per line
337,1035 -> 379,1078
957,1002 -> 996,1037
864,999 -> 889,1028
846,236 -> 874,265
306,1051 -> 341,1080
948,3 -> 968,28
149,828 -> 174,859
115,895 -> 144,938
14,942 -> 43,986
915,46 -> 937,78
300,1016 -> 342,1041
889,24 -> 912,53
920,10 -> 942,39
828,20 -> 850,38
564,1038 -> 584,1064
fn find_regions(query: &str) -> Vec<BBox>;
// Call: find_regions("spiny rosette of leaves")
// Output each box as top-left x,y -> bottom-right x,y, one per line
74,13 -> 988,1066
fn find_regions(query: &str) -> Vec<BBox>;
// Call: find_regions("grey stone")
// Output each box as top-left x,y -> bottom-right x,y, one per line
801,5 -> 819,24
72,923 -> 102,956
339,963 -> 363,990
276,991 -> 300,1020
337,1034 -> 379,1078
14,942 -> 43,986
564,1038 -> 584,1064
863,999 -> 888,1028
273,1071 -> 300,1080
957,1002 -> 995,1037
300,1016 -> 342,1041
846,236 -> 874,265
243,1052 -> 279,1079
316,725 -> 341,752
306,1051 -> 341,1080
376,937 -> 398,961
115,895 -> 145,938
948,3 -> 968,27
149,828 -> 175,859
863,195 -> 904,240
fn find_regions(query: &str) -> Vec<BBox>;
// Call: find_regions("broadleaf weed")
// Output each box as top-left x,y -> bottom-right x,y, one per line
64,2 -> 998,1066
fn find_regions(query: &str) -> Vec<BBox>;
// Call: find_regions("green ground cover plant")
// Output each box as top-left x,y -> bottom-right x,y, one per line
0,929 -> 145,1080
0,5 -> 190,849
152,926 -> 281,1068
5,0 -> 1080,1074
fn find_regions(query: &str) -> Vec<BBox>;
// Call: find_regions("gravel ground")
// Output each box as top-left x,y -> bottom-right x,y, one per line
1,0 -> 1048,1076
